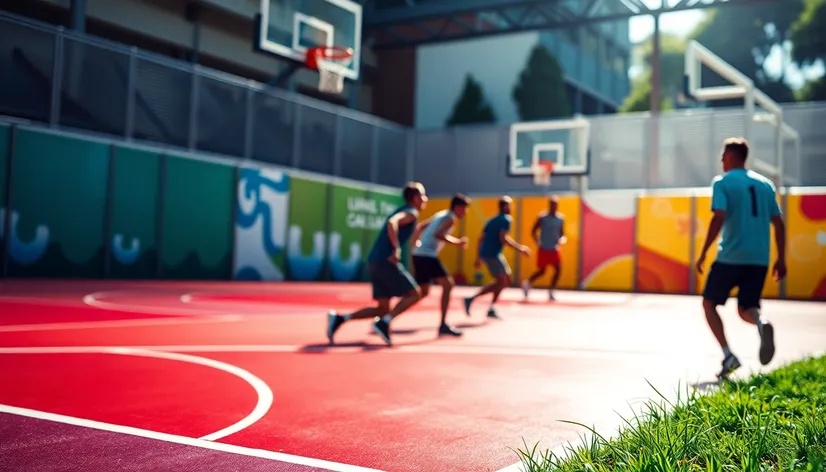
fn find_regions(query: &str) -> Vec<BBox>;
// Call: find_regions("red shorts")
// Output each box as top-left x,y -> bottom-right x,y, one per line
537,248 -> 561,269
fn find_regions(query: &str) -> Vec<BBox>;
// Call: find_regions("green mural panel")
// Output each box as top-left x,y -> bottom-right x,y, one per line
0,124 -> 9,272
8,129 -> 109,277
161,154 -> 234,280
363,189 -> 406,277
328,183 -> 368,282
108,146 -> 162,279
285,177 -> 329,281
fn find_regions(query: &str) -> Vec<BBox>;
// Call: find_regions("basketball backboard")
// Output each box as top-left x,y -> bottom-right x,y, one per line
256,0 -> 362,81
508,117 -> 590,177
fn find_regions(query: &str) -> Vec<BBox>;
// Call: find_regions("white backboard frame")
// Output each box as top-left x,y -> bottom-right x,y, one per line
508,116 -> 590,176
257,0 -> 362,81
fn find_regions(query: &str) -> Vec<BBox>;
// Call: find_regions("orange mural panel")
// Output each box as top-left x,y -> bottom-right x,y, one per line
517,195 -> 581,289
415,197 -> 462,281
459,197 -> 522,286
693,195 -> 780,299
785,194 -> 826,299
636,196 -> 692,294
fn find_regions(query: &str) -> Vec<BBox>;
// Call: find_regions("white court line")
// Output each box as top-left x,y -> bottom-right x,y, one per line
0,344 -> 715,362
83,291 -> 226,317
0,346 -> 273,442
0,404 -> 382,472
0,315 -> 242,333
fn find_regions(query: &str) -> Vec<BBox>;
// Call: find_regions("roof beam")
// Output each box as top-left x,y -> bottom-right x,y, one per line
364,0 -> 784,49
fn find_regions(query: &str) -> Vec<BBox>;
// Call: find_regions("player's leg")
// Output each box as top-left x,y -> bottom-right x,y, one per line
463,270 -> 498,316
735,264 -> 773,365
486,255 -> 511,319
372,262 -> 423,345
426,256 -> 460,335
522,249 -> 549,298
548,249 -> 562,300
701,262 -> 740,376
327,298 -> 390,344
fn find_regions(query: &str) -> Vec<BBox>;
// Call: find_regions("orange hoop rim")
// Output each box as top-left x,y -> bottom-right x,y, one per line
537,161 -> 554,174
306,46 -> 354,70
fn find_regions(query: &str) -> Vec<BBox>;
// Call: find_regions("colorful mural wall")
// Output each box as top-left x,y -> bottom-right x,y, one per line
1,122 -> 824,302
580,193 -> 636,292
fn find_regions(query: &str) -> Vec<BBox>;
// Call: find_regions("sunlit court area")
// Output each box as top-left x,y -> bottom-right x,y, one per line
1,0 -> 825,470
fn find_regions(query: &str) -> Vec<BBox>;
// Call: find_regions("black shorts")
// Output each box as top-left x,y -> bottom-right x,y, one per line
368,261 -> 418,300
411,255 -> 448,284
702,262 -> 768,309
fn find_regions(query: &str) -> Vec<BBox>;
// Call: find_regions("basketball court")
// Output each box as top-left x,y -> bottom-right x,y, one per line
1,280 -> 824,471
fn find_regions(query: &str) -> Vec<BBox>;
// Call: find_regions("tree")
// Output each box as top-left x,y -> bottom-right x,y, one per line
791,0 -> 826,101
688,1 -> 804,106
620,33 -> 685,113
512,45 -> 571,121
445,74 -> 497,126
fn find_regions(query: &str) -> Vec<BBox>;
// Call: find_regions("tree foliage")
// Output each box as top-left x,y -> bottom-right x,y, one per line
620,33 -> 685,113
791,0 -> 826,101
512,45 -> 571,121
623,2 -> 809,112
687,2 -> 804,105
445,74 -> 497,126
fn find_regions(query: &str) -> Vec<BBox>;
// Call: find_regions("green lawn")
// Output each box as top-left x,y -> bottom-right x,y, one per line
516,355 -> 826,471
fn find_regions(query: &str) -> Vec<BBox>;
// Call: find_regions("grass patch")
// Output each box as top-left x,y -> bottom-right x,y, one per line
516,355 -> 826,471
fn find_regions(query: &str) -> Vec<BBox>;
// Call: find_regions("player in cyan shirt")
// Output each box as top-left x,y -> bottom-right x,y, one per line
695,137 -> 787,379
326,182 -> 428,346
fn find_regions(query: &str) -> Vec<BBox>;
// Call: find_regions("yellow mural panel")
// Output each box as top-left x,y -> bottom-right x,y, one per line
415,197 -> 462,279
636,196 -> 692,294
459,197 -> 521,286
516,196 -> 581,289
693,196 -> 780,299
785,194 -> 826,299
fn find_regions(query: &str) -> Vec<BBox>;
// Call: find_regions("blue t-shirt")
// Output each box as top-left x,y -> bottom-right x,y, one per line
367,205 -> 418,262
479,213 -> 512,258
711,169 -> 781,267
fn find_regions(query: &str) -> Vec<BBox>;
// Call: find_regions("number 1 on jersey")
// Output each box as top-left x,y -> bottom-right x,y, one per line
748,186 -> 758,217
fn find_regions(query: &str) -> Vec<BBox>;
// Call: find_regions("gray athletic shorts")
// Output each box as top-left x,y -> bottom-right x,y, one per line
368,260 -> 418,300
482,254 -> 511,278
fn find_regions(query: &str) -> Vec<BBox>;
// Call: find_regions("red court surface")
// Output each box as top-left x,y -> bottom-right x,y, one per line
0,280 -> 824,472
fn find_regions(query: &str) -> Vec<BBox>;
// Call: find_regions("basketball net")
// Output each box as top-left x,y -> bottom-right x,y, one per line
533,161 -> 554,186
308,47 -> 354,94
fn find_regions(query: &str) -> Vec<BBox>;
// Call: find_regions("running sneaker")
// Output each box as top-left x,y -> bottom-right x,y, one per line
438,324 -> 462,337
372,317 -> 392,345
759,321 -> 776,365
487,308 -> 501,319
717,353 -> 741,379
326,311 -> 345,344
463,297 -> 473,316
521,280 -> 530,299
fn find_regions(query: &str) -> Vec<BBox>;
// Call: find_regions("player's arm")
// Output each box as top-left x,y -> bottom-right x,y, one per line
769,186 -> 787,280
499,219 -> 529,254
558,216 -> 567,245
697,179 -> 726,270
386,211 -> 417,254
434,217 -> 464,246
410,216 -> 433,248
531,218 -> 541,244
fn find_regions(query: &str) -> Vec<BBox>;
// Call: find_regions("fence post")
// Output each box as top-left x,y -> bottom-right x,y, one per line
243,87 -> 254,160
2,125 -> 16,277
50,29 -> 65,127
188,71 -> 200,150
124,47 -> 137,141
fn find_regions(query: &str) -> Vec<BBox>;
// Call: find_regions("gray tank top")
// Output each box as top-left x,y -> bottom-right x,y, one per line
537,213 -> 563,249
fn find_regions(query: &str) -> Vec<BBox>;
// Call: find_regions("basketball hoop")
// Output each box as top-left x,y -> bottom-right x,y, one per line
306,46 -> 354,94
533,161 -> 554,186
